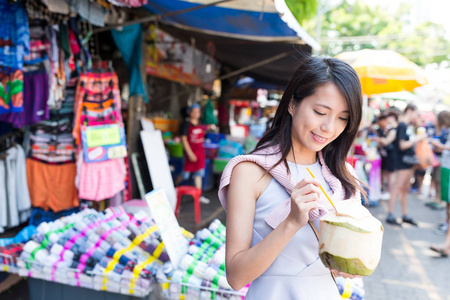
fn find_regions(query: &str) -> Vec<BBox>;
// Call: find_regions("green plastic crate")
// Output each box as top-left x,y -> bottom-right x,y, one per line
213,157 -> 230,173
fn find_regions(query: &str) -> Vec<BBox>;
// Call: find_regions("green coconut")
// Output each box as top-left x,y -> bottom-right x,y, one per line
318,200 -> 383,276
319,252 -> 375,276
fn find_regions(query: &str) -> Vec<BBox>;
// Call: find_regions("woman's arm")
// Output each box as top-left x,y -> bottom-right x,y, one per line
378,129 -> 396,147
225,162 -> 321,290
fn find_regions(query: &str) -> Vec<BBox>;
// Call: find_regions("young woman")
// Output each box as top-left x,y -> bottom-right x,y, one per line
218,56 -> 365,299
386,104 -> 427,226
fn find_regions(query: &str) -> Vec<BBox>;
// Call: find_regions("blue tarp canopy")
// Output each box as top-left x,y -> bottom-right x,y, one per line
144,0 -> 320,85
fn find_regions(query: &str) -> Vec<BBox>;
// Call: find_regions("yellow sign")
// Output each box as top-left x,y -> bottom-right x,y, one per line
86,126 -> 121,147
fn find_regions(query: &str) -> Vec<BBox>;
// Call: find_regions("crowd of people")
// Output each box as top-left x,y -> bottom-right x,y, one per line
371,105 -> 450,256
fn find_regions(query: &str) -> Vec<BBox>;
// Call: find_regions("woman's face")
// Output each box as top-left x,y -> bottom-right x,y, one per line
189,107 -> 201,120
289,83 -> 349,156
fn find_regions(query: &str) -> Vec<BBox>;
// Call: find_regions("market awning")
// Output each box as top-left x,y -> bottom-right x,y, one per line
143,0 -> 320,85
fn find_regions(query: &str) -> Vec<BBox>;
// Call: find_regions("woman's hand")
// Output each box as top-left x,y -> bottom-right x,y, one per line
286,178 -> 322,229
331,269 -> 362,279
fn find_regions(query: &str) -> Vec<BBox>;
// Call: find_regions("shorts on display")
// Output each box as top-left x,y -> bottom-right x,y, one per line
78,158 -> 125,201
26,158 -> 79,212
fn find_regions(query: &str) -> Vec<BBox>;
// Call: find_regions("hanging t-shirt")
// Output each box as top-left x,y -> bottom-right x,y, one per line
180,120 -> 206,172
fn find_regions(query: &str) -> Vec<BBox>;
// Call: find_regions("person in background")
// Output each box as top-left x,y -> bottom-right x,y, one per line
180,103 -> 210,204
412,118 -> 429,196
386,104 -> 427,226
430,111 -> 450,234
373,111 -> 398,200
430,110 -> 450,255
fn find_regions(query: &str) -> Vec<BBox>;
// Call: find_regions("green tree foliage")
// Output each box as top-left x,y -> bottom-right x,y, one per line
285,0 -> 318,24
304,0 -> 449,65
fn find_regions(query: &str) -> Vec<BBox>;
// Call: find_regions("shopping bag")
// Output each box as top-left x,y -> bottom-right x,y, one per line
415,140 -> 435,169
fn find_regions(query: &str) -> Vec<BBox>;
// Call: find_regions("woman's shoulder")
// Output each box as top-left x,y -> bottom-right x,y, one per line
230,161 -> 273,195
231,161 -> 269,180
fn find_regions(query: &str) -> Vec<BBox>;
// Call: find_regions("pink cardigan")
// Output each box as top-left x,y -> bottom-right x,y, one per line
218,145 -> 361,229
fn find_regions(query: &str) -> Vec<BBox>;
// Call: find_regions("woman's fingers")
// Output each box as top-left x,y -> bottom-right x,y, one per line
298,200 -> 318,212
291,192 -> 319,204
292,183 -> 321,198
293,178 -> 322,190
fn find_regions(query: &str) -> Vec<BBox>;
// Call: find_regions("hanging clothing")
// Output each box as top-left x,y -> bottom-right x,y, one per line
111,24 -> 148,102
26,158 -> 79,212
76,152 -> 126,201
72,71 -> 122,144
67,0 -> 105,27
108,0 -> 148,7
0,0 -> 30,70
0,68 -> 24,114
0,68 -> 49,128
0,145 -> 32,233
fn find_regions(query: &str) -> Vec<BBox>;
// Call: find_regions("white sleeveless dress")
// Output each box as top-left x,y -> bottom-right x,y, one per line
245,160 -> 340,300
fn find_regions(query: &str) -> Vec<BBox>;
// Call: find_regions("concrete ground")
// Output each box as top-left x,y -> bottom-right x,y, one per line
364,194 -> 450,300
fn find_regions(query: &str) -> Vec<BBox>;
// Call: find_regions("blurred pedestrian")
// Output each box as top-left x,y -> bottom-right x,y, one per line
430,110 -> 450,234
430,113 -> 450,255
372,111 -> 398,200
386,104 -> 427,226
179,103 -> 210,204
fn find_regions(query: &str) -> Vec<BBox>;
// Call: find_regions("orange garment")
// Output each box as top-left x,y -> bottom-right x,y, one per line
26,158 -> 79,212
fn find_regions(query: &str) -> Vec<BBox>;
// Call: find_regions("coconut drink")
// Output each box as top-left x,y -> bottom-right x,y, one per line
318,200 -> 383,276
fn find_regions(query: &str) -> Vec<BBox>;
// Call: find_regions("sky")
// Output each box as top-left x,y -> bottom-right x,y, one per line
361,0 -> 450,32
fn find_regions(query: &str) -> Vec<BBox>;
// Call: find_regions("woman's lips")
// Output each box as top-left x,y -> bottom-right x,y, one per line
311,132 -> 328,144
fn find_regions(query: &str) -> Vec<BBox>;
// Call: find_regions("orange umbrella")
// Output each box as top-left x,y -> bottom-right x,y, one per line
336,49 -> 428,95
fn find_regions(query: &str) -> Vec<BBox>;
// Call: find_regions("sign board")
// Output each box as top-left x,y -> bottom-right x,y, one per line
145,188 -> 188,269
80,123 -> 127,163
140,130 -> 176,209
146,26 -> 218,89
140,117 -> 155,132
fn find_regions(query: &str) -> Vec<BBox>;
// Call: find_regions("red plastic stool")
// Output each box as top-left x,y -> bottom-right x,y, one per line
175,186 -> 202,224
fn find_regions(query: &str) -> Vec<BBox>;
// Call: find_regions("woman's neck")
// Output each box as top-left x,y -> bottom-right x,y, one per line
286,146 -> 317,165
189,118 -> 199,125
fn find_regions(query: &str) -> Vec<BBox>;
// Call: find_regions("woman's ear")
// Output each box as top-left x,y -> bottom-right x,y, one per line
288,99 -> 296,116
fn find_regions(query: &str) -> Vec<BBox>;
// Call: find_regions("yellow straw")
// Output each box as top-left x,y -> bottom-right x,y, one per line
306,167 -> 338,214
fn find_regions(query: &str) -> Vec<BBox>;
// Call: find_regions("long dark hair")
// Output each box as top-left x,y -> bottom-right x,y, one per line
252,55 -> 364,199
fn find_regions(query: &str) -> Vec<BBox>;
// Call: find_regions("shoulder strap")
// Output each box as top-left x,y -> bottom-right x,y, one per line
308,221 -> 337,285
